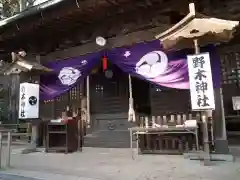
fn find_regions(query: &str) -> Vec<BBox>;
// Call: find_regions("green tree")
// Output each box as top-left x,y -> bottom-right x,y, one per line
0,0 -> 38,19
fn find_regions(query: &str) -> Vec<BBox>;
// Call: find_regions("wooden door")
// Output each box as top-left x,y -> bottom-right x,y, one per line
89,66 -> 130,146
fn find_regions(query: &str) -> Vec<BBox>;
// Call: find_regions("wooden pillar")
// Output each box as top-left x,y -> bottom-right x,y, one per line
1,76 -> 9,124
20,55 -> 41,149
19,0 -> 27,12
31,55 -> 41,148
213,88 -> 229,154
9,74 -> 20,125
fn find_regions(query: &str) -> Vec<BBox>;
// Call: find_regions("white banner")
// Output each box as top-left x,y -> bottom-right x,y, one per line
232,96 -> 240,110
187,52 -> 215,110
19,83 -> 39,119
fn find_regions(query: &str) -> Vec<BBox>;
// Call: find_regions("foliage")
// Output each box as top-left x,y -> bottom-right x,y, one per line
0,0 -> 19,19
0,0 -> 38,20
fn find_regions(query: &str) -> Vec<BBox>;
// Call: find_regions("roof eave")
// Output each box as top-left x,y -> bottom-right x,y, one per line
0,0 -> 66,28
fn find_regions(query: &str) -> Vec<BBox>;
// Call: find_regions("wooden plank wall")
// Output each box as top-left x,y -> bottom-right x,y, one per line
219,51 -> 240,116
150,85 -> 191,116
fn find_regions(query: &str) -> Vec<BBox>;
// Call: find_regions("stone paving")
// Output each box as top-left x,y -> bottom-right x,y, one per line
0,147 -> 240,180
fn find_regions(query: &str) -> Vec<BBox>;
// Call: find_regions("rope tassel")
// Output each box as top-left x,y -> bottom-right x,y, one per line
128,74 -> 136,122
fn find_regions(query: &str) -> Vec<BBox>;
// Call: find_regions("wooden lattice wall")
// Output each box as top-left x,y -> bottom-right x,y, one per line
220,51 -> 240,116
40,82 -> 83,120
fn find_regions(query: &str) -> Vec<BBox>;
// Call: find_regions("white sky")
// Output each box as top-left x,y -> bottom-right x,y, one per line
33,0 -> 49,6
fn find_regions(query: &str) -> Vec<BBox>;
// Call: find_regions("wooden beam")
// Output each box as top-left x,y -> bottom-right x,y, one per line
41,24 -> 170,62
0,0 -> 187,42
105,0 -> 120,6
0,2 -> 173,52
2,0 -> 240,56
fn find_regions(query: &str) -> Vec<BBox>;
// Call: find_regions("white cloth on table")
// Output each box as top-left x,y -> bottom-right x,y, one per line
184,119 -> 197,128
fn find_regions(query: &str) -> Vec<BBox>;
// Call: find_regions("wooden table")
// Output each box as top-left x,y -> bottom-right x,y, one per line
129,126 -> 199,159
46,119 -> 78,153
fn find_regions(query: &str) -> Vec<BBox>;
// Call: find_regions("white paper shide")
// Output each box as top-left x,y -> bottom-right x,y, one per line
19,83 -> 40,119
187,53 -> 215,110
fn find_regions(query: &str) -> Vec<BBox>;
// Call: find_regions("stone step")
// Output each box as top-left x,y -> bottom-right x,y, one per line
84,135 -> 130,143
83,140 -> 131,148
83,130 -> 131,148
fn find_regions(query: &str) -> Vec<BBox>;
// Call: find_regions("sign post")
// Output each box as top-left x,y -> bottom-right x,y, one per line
19,82 -> 40,153
19,83 -> 40,119
187,52 -> 215,111
187,51 -> 215,165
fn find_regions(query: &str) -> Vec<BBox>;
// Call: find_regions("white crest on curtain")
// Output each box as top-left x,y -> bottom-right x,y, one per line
58,67 -> 81,86
124,51 -> 131,58
136,51 -> 168,78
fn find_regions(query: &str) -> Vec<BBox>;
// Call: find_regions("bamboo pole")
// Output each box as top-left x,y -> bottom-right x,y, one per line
128,74 -> 136,122
86,76 -> 90,127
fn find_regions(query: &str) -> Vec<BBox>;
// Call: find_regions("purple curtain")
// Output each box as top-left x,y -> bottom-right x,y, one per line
40,40 -> 220,100
40,52 -> 102,100
108,40 -> 220,89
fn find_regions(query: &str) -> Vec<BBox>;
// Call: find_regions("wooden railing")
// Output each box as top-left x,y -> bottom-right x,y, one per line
131,113 -> 214,155
0,123 -> 31,142
138,132 -> 197,154
0,131 -> 30,169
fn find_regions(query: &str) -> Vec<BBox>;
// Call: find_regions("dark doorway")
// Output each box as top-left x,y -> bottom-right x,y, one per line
89,62 -> 129,115
85,62 -> 130,147
132,77 -> 151,116
85,61 -> 151,148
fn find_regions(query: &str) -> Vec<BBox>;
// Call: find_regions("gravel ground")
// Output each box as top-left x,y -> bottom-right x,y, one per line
0,147 -> 239,180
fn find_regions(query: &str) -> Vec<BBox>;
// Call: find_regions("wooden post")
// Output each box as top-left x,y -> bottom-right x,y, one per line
193,38 -> 211,165
219,88 -> 227,140
19,0 -> 27,12
78,107 -> 83,151
202,115 -> 211,164
214,88 -> 229,153
6,132 -> 12,167
194,39 -> 200,54
0,132 -> 2,169
29,55 -> 41,149
129,128 -> 134,159
27,122 -> 31,143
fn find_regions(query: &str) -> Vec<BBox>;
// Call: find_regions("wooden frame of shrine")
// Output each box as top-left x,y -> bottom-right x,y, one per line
0,0 -> 240,154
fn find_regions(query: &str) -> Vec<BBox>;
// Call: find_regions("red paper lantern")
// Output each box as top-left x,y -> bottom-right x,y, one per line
102,56 -> 108,71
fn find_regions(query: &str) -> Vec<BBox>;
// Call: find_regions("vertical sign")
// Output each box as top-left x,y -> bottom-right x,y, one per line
232,96 -> 240,110
187,52 -> 215,110
19,83 -> 39,119
19,83 -> 26,119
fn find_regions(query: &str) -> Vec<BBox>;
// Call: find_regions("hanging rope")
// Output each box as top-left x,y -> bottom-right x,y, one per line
128,74 -> 136,122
